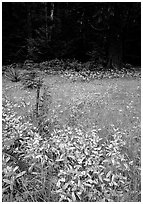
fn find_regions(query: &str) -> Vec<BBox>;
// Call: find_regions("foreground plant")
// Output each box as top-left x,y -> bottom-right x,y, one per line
5,66 -> 21,82
2,91 -> 141,202
50,126 -> 141,202
21,70 -> 43,89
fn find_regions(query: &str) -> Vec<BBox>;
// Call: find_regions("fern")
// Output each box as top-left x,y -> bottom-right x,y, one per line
5,67 -> 21,82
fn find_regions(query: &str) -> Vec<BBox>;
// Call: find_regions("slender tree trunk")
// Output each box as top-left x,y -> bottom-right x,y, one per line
27,4 -> 32,39
26,4 -> 33,59
81,11 -> 86,48
48,2 -> 54,41
107,8 -> 123,69
107,32 -> 123,69
50,2 -> 54,21
35,85 -> 40,118
55,2 -> 61,34
44,2 -> 48,39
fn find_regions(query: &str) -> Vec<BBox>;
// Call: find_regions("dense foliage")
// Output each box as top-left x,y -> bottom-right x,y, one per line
2,94 -> 141,202
4,66 -> 22,82
3,60 -> 141,83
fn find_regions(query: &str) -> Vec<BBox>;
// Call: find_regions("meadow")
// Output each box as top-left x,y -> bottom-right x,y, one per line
2,64 -> 141,202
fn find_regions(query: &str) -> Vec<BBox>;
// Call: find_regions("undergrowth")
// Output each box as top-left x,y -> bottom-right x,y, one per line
2,61 -> 141,201
2,91 -> 141,202
4,66 -> 22,82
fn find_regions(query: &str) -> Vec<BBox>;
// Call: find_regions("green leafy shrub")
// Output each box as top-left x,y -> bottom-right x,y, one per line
50,126 -> 139,202
21,71 -> 43,89
23,59 -> 36,70
4,60 -> 141,84
4,65 -> 21,82
2,65 -> 8,75
39,59 -> 64,74
2,95 -> 54,201
39,59 -> 84,74
64,59 -> 83,72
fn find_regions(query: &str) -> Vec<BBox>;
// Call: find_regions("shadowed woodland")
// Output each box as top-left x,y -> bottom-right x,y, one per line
3,2 -> 141,66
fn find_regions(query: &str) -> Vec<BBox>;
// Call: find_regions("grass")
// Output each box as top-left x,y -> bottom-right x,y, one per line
2,73 -> 141,201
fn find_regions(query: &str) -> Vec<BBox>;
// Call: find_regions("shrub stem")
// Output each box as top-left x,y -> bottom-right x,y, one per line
35,85 -> 41,118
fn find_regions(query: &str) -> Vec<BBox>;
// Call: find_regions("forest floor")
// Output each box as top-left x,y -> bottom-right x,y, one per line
2,73 -> 141,202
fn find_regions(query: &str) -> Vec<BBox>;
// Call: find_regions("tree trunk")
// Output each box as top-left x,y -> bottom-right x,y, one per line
81,11 -> 86,49
107,8 -> 123,70
107,34 -> 123,69
50,2 -> 54,21
27,4 -> 32,38
44,2 -> 48,39
48,2 -> 54,41
26,3 -> 33,59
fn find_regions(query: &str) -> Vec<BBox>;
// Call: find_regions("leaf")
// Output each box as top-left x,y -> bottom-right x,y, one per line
56,158 -> 65,162
62,182 -> 69,190
28,163 -> 35,173
31,172 -> 40,175
84,148 -> 89,156
10,183 -> 14,191
59,177 -> 66,182
16,171 -> 26,178
13,166 -> 19,172
113,181 -> 118,186
56,180 -> 62,188
84,182 -> 92,187
2,186 -> 10,193
59,143 -> 65,149
59,195 -> 66,202
72,191 -> 76,201
77,179 -> 81,187
103,178 -> 110,182
5,156 -> 11,163
98,174 -> 103,182
124,163 -> 129,170
3,179 -> 11,185
87,179 -> 94,184
106,170 -> 112,178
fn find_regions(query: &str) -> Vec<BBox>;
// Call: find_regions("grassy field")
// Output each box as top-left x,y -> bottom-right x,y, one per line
2,74 -> 141,201
3,74 -> 141,133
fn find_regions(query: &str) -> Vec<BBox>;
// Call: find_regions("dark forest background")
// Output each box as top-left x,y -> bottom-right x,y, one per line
2,2 -> 141,67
